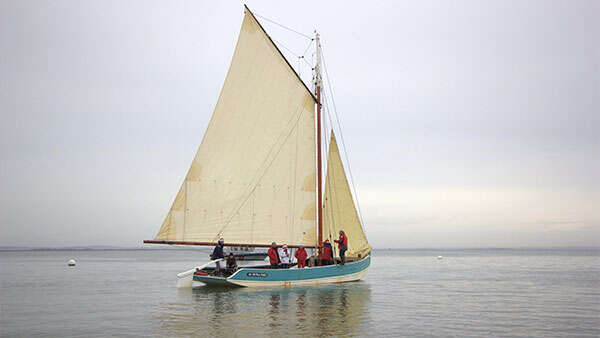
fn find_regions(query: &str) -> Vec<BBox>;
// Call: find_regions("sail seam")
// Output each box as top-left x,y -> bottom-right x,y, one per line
291,110 -> 300,244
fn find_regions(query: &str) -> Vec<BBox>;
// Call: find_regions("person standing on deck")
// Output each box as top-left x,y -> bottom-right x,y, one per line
295,245 -> 307,268
279,244 -> 290,269
334,230 -> 348,265
211,238 -> 225,272
268,242 -> 280,269
321,239 -> 333,265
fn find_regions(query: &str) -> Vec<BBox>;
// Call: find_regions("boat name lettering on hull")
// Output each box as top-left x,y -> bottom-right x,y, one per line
247,272 -> 268,277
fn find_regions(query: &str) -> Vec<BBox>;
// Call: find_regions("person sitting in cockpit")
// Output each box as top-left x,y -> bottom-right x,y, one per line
225,252 -> 238,275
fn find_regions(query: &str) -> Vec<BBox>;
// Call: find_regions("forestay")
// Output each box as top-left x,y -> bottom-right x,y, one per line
154,10 -> 317,246
323,132 -> 371,258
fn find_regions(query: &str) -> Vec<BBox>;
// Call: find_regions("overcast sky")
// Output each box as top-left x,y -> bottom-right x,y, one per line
1,0 -> 598,248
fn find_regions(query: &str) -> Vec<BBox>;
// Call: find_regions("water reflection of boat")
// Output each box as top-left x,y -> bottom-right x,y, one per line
154,282 -> 372,336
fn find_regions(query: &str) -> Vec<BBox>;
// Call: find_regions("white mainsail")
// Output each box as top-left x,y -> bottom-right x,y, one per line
323,132 -> 371,257
154,10 -> 317,246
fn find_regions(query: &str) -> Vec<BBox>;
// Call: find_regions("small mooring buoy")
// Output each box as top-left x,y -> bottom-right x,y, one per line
67,259 -> 76,266
437,256 -> 443,260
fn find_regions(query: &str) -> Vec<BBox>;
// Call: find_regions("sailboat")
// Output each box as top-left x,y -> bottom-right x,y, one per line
144,5 -> 371,287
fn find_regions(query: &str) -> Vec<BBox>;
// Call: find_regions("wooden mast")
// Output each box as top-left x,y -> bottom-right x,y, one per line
315,32 -> 323,253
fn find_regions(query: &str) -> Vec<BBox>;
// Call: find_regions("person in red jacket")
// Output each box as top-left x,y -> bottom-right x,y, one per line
321,239 -> 333,265
267,242 -> 280,269
334,230 -> 348,265
295,245 -> 308,268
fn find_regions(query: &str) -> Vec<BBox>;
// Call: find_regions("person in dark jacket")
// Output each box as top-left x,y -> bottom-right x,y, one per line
334,230 -> 348,265
211,237 -> 225,273
225,253 -> 237,275
321,239 -> 333,265
267,242 -> 280,268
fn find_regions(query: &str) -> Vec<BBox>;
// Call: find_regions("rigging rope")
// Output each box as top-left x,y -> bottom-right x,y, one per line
253,12 -> 313,40
300,39 -> 314,61
253,13 -> 313,70
270,37 -> 301,58
271,38 -> 313,69
322,86 -> 343,261
320,46 -> 367,231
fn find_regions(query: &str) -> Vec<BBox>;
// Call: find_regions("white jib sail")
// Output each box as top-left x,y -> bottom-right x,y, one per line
323,132 -> 371,258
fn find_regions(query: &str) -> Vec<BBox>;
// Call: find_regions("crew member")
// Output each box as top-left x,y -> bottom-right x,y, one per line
211,237 -> 225,272
334,230 -> 348,264
267,242 -> 280,269
321,239 -> 333,265
279,244 -> 290,269
295,245 -> 307,268
225,252 -> 237,275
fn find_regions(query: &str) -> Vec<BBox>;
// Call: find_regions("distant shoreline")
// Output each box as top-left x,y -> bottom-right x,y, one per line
1,246 -> 598,252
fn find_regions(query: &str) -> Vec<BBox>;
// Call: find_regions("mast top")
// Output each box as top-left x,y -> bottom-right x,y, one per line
314,32 -> 322,93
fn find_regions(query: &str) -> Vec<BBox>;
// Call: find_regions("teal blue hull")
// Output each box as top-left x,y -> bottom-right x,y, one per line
194,256 -> 370,287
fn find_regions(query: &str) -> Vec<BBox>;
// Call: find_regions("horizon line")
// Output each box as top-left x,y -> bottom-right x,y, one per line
0,245 -> 598,251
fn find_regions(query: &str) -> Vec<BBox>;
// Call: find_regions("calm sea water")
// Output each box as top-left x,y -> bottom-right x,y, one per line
1,248 -> 599,337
